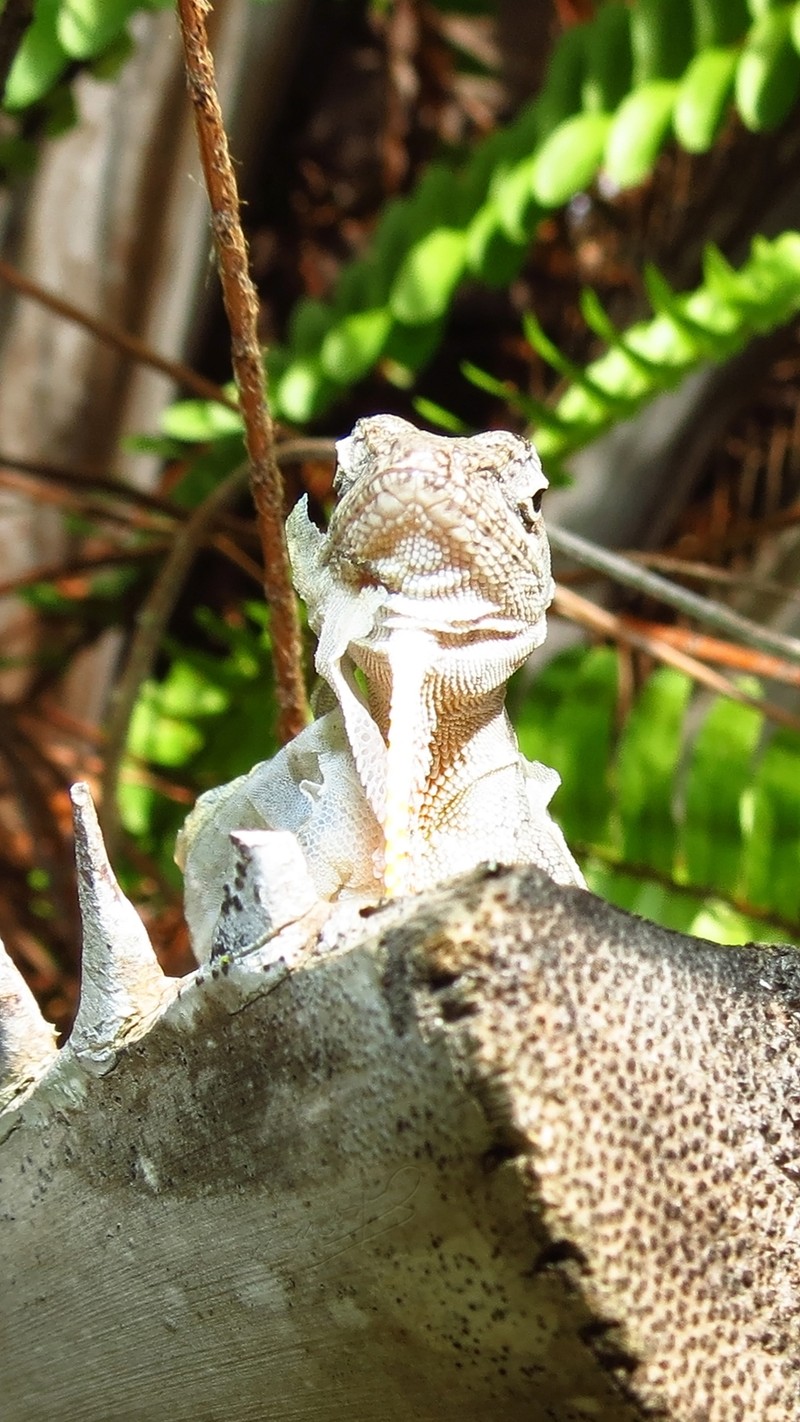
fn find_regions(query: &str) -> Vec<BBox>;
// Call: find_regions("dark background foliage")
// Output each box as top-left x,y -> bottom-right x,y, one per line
2,0 -> 800,1035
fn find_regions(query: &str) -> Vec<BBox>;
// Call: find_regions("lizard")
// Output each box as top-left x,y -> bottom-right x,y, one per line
176,414 -> 585,959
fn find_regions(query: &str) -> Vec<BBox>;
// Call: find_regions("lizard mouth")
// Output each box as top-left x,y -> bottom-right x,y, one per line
348,593 -> 551,700
380,588 -> 552,642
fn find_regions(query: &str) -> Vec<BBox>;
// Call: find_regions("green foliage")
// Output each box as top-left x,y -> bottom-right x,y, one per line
464,232 -> 800,471
604,80 -> 679,187
254,0 -> 800,424
512,647 -> 618,846
673,47 -> 739,152
511,648 -> 800,944
5,0 -> 69,111
530,112 -> 612,208
120,604 -> 279,877
8,0 -> 787,944
3,0 -> 172,113
12,0 -> 800,429
160,399 -> 243,445
736,6 -> 800,130
581,3 -> 632,113
693,0 -> 749,49
616,669 -> 693,873
630,0 -> 695,83
390,228 -> 468,325
9,0 -> 800,427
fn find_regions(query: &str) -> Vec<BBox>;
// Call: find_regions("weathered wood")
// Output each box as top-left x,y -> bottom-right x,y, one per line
2,863 -> 799,1420
0,0 -> 308,712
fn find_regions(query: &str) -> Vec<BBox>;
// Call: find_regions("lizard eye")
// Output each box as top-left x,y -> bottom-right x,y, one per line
517,490 -> 543,530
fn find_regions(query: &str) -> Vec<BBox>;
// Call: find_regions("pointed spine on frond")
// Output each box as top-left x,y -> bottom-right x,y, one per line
0,940 -> 58,1111
69,783 -> 172,1070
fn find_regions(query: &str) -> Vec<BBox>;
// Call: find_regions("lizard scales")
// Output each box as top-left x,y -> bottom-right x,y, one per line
178,415 -> 584,958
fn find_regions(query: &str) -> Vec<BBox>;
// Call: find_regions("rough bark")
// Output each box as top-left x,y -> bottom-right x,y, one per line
2,845 -> 799,1420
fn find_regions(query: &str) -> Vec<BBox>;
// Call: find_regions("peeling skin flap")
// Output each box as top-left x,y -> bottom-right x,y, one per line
288,497 -> 388,822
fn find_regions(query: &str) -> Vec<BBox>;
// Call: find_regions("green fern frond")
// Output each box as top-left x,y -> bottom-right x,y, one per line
3,0 -> 173,110
264,0 -> 800,423
511,646 -> 800,944
462,232 -> 800,465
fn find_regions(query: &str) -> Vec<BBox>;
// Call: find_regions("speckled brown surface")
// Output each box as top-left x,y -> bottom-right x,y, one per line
400,866 -> 800,1420
3,865 -> 799,1419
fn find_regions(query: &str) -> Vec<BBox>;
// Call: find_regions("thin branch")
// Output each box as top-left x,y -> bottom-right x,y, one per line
627,552 -> 800,606
211,533 -> 263,584
0,519 -> 261,600
27,704 -> 195,805
0,468 -> 263,587
0,466 -> 260,582
28,703 -> 106,751
267,436 -> 336,466
620,618 -> 800,689
549,523 -> 800,668
176,0 -> 308,741
96,436 -> 333,853
554,585 -> 800,735
0,449 -> 225,524
0,437 -> 335,511
0,256 -> 236,410
0,466 -> 172,532
722,496 -> 800,552
99,462 -> 251,855
0,451 -> 195,519
0,437 -> 333,575
0,544 -> 168,601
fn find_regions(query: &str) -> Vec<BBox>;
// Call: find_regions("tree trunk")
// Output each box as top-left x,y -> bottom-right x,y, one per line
2,811 -> 798,1421
0,0 -> 308,714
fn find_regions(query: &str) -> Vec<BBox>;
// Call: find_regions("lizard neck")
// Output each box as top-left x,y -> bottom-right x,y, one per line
355,642 -> 512,750
347,620 -> 544,897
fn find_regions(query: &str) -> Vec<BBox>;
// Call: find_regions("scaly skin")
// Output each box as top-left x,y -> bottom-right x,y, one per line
178,415 -> 583,958
296,415 -> 583,897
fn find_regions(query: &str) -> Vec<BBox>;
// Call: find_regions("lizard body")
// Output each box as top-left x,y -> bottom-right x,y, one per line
177,415 -> 584,958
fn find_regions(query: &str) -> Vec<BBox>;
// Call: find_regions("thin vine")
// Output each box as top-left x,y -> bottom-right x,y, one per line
175,0 -> 308,745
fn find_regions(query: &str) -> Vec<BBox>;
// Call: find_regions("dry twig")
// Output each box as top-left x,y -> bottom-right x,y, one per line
555,585 -> 800,735
628,552 -> 800,606
550,522 -> 800,668
619,618 -> 800,689
176,0 -> 308,741
0,545 -> 168,602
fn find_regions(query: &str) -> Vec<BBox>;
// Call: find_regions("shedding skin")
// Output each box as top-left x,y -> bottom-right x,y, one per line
178,416 -> 583,958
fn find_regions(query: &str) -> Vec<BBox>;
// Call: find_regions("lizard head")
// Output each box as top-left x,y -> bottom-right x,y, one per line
327,415 -> 555,639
